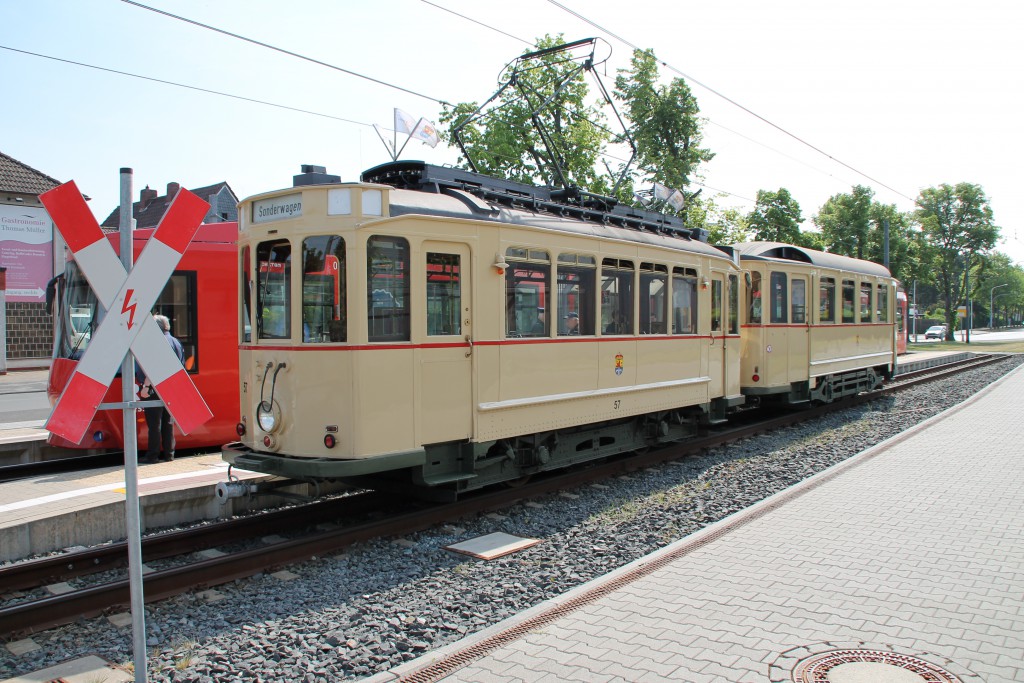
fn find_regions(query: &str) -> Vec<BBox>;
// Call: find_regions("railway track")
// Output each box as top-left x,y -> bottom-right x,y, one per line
0,352 -> 1008,638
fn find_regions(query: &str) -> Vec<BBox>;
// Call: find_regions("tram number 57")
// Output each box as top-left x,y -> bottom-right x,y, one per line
613,400 -> 621,410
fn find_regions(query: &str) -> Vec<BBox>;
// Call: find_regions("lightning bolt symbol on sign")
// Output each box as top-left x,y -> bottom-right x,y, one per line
121,288 -> 138,330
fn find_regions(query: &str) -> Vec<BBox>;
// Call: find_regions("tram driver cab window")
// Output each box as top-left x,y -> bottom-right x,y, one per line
256,240 -> 291,340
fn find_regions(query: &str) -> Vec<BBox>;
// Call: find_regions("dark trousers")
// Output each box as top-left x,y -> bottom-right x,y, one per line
144,405 -> 176,459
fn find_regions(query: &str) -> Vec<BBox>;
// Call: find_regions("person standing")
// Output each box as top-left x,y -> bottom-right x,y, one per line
136,314 -> 185,463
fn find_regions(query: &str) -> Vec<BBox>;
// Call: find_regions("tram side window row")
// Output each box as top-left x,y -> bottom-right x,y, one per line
504,247 -> 703,338
746,270 -> 889,326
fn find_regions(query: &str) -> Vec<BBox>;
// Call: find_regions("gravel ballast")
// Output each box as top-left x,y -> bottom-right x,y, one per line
2,357 -> 1020,681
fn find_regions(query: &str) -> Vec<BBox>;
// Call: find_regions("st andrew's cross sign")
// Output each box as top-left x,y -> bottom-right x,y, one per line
40,181 -> 214,444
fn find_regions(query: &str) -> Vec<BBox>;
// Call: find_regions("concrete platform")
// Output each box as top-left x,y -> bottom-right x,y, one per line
0,453 -> 271,562
894,349 -> 972,375
373,363 -> 1024,682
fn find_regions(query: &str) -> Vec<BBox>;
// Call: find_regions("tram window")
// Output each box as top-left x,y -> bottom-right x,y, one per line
748,271 -> 762,324
367,236 -> 410,342
860,282 -> 873,322
302,235 -> 346,343
505,247 -> 549,337
241,246 -> 251,343
728,274 -> 739,334
820,277 -> 836,323
58,261 -> 99,360
792,278 -> 807,324
256,240 -> 291,340
711,279 -> 722,332
842,279 -> 856,323
427,252 -> 461,336
640,263 -> 668,334
152,272 -> 199,372
601,259 -> 634,334
770,272 -> 788,324
672,267 -> 698,334
558,253 -> 596,336
878,284 -> 889,322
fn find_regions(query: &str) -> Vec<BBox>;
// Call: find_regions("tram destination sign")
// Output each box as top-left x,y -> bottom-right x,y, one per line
252,193 -> 302,224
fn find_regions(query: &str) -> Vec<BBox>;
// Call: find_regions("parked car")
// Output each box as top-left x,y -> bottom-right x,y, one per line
924,325 -> 947,340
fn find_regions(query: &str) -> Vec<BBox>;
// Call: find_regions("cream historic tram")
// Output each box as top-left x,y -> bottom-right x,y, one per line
224,162 -> 745,496
731,242 -> 897,404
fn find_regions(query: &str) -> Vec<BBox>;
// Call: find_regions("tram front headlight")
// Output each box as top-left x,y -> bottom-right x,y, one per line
257,401 -> 279,433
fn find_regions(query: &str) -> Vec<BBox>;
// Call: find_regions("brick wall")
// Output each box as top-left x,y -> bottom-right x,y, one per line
5,303 -> 52,359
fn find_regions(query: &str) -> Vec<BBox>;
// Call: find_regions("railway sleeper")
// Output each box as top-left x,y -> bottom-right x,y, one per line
409,409 -> 703,499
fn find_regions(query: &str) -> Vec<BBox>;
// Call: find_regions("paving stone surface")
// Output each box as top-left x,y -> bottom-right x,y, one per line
383,366 -> 1024,682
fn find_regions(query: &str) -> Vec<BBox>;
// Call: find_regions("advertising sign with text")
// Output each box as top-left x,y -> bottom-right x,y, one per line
0,204 -> 53,302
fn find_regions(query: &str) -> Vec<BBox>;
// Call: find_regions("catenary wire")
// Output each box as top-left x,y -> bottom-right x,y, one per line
119,0 -> 452,106
0,45 -> 372,129
546,0 -> 917,202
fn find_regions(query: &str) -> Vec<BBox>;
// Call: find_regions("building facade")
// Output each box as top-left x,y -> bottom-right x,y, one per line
0,151 -> 61,366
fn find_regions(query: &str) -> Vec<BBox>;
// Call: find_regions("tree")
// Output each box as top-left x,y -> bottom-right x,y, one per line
747,188 -> 804,243
614,49 -> 714,210
814,185 -> 873,260
915,183 -> 1000,339
687,193 -> 750,244
439,35 -> 611,191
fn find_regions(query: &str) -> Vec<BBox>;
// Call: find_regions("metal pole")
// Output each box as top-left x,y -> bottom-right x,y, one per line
119,168 -> 148,683
965,256 -> 970,344
0,267 -> 6,375
912,280 -> 917,343
883,219 -> 890,269
990,283 -> 1008,330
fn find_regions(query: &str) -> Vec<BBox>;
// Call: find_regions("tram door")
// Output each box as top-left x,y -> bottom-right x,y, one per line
708,272 -> 726,398
420,242 -> 472,444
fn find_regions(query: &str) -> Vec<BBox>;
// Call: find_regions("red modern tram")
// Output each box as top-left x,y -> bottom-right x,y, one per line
46,221 -> 240,450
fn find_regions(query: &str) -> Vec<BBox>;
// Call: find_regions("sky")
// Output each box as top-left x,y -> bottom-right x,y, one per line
4,0 -> 1024,264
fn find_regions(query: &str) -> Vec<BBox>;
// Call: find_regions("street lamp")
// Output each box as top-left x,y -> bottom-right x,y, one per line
990,283 -> 1009,330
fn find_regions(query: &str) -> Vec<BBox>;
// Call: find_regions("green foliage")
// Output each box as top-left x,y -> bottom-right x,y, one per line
614,49 -> 714,210
915,182 -> 1001,333
812,185 -> 920,283
746,188 -> 804,243
439,34 -> 611,191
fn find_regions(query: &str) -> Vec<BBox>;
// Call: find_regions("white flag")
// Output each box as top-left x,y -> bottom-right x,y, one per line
653,182 -> 672,201
667,190 -> 685,211
394,108 -> 417,135
412,118 -> 440,148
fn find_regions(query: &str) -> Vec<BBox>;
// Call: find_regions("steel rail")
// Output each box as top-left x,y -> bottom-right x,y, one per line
0,353 -> 1009,638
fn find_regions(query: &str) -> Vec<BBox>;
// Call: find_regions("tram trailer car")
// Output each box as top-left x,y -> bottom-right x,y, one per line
727,242 -> 898,405
225,163 -> 748,497
47,222 -> 240,450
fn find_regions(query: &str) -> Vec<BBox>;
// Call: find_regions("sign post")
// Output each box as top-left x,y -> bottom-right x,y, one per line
39,176 -> 212,682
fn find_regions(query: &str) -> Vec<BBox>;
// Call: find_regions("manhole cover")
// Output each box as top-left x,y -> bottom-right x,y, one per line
768,643 -> 979,683
792,649 -> 963,682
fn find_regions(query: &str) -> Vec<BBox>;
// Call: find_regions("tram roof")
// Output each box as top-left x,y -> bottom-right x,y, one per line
361,161 -> 728,260
726,242 -> 892,278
